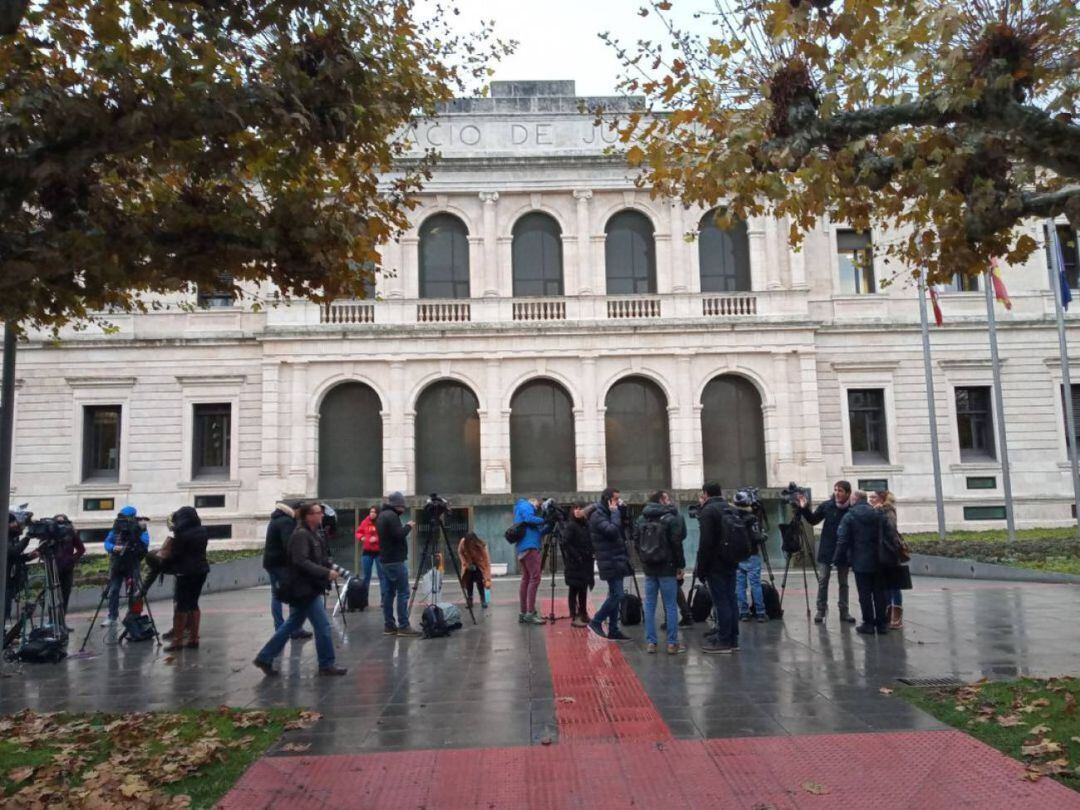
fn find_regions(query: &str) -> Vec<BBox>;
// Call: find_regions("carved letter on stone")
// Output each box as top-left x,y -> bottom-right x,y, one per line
425,124 -> 442,146
535,123 -> 553,145
460,125 -> 481,146
511,124 -> 529,145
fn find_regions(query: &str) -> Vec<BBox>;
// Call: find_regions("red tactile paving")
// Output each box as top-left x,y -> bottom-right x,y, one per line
220,731 -> 1080,809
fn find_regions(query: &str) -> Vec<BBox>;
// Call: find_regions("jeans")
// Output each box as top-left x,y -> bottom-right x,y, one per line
816,563 -> 851,613
854,571 -> 888,629
255,595 -> 335,669
736,555 -> 764,617
644,575 -> 679,646
380,561 -> 411,630
107,559 -> 137,620
519,549 -> 542,613
360,553 -> 378,604
706,568 -> 739,648
888,588 -> 903,608
592,577 -> 625,634
267,567 -> 310,634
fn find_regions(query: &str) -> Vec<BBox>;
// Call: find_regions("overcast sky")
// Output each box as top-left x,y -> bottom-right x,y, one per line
442,0 -> 704,97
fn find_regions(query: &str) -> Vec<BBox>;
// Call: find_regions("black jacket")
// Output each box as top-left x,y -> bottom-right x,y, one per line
695,496 -> 735,577
376,504 -> 412,565
287,526 -> 333,603
560,517 -> 595,589
170,506 -> 210,578
588,501 -> 631,581
263,503 -> 296,571
833,501 -> 884,574
637,502 -> 687,578
798,497 -> 851,565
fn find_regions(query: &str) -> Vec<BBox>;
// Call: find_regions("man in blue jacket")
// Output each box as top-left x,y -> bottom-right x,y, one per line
833,491 -> 888,635
514,497 -> 548,625
102,506 -> 150,625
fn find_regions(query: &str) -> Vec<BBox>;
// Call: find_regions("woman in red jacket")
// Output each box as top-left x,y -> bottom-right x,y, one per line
355,506 -> 380,608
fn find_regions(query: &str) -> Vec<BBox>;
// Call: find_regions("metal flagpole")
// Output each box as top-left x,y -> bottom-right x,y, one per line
1046,221 -> 1080,536
918,277 -> 947,540
984,269 -> 1016,542
0,323 -> 18,672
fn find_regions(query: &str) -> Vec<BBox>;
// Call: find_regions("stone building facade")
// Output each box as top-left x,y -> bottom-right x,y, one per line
7,80 -> 1080,562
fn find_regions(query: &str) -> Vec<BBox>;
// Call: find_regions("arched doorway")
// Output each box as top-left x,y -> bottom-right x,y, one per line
318,382 -> 383,498
605,376 -> 670,490
415,381 -> 481,494
510,379 -> 576,492
700,375 -> 766,489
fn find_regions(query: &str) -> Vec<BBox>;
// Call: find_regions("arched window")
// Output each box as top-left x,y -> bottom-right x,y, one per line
701,375 -> 766,489
699,210 -> 751,292
419,213 -> 470,299
605,376 -> 670,490
415,381 -> 481,494
512,213 -> 564,297
605,211 -> 656,294
510,380 -> 576,492
318,383 -> 383,498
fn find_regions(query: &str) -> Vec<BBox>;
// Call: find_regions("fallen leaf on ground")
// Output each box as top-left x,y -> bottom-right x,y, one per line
1028,724 -> 1051,735
9,766 -> 35,783
1021,741 -> 1062,757
557,696 -> 576,704
1065,693 -> 1077,716
879,688 -> 893,696
1022,771 -> 1042,782
801,781 -> 831,795
1030,759 -> 1071,776
280,743 -> 310,752
996,715 -> 1024,727
540,736 -> 553,746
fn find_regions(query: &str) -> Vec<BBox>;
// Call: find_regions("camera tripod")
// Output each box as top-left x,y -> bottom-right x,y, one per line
779,508 -> 821,620
538,521 -> 564,623
3,549 -> 68,658
79,553 -> 160,651
407,510 -> 477,625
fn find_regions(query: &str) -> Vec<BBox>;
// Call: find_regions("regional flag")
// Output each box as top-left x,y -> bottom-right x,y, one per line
990,258 -> 1012,310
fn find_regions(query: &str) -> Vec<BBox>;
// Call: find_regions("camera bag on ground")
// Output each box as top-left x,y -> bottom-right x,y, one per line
15,627 -> 67,663
421,604 -> 452,638
122,612 -> 156,643
620,593 -> 643,626
717,506 -> 754,565
754,582 -> 784,620
689,582 -> 713,623
345,577 -> 367,611
635,518 -> 670,565
504,522 -> 526,545
435,602 -> 463,630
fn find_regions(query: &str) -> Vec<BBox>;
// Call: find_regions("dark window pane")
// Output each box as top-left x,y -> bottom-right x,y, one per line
510,380 -> 576,492
416,382 -> 481,495
419,213 -> 470,299
193,403 -> 231,479
318,383 -> 383,498
605,377 -> 670,490
949,274 -> 979,292
847,389 -> 888,465
1046,225 -> 1080,290
197,272 -> 235,308
955,386 -> 995,462
701,376 -> 766,489
1061,384 -> 1080,454
837,230 -> 875,294
605,211 -> 656,294
512,213 -> 564,297
82,405 -> 121,481
699,211 -> 751,292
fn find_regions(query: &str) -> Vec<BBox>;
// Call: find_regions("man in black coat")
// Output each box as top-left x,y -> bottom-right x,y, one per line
833,491 -> 888,635
796,480 -> 855,624
695,482 -> 739,654
560,502 -> 595,628
587,488 -> 632,642
263,501 -> 311,640
375,492 -> 418,636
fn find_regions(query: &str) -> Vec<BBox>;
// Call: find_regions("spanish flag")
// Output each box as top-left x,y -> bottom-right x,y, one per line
990,258 -> 1012,310
928,284 -> 944,327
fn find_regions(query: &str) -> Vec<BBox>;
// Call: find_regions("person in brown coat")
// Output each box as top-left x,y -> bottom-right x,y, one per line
458,531 -> 492,609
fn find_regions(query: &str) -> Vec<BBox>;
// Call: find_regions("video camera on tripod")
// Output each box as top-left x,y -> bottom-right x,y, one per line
539,497 -> 567,525
424,493 -> 451,522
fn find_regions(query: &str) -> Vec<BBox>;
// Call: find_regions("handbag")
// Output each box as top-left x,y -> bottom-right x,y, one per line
897,531 -> 912,563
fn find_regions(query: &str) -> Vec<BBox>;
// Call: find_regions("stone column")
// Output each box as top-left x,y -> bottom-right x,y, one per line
385,362 -> 409,493
481,358 -> 509,493
259,360 -> 281,477
674,354 -> 701,488
380,238 -> 406,300
669,202 -> 690,294
288,362 -> 308,479
579,356 -> 605,489
573,190 -> 594,295
747,217 -> 768,293
479,192 -> 499,297
771,352 -> 794,477
401,236 -> 420,299
655,232 -> 673,294
764,216 -> 782,290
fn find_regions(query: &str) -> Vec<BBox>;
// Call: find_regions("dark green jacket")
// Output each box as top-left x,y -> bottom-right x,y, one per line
636,502 -> 687,578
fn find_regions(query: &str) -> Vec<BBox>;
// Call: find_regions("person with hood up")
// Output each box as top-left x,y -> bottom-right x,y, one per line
162,506 -> 210,652
637,491 -> 687,654
263,501 -> 312,640
102,505 -> 150,626
561,501 -> 595,628
513,497 -> 549,625
587,488 -> 633,642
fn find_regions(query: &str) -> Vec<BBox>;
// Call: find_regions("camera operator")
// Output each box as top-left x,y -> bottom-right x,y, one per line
695,483 -> 739,654
161,506 -> 210,652
587,488 -> 632,642
5,511 -> 30,623
48,515 -> 84,621
561,501 -> 594,628
253,502 -> 346,676
102,506 -> 149,627
795,480 -> 856,625
376,492 -> 419,637
513,497 -> 549,625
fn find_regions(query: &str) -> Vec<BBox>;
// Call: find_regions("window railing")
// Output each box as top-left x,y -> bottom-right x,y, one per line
607,296 -> 661,319
417,301 -> 471,323
702,294 -> 757,317
322,301 -> 375,324
513,299 -> 566,321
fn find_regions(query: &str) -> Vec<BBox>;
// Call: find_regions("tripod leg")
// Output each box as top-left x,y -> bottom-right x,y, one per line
406,538 -> 433,619
779,555 -> 793,609
333,579 -> 347,628
439,523 -> 476,625
800,553 -> 811,619
547,538 -> 558,622
78,586 -> 111,652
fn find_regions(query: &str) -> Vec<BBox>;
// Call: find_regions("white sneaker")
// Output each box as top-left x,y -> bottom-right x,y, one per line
101,618 -> 115,627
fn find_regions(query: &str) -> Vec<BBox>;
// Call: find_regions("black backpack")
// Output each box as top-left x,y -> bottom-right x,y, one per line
421,604 -> 451,638
15,628 -> 67,664
504,523 -> 526,546
718,506 -> 754,565
689,582 -> 713,623
754,581 -> 784,620
345,577 -> 367,611
620,593 -> 643,626
121,612 -> 156,643
636,518 -> 669,565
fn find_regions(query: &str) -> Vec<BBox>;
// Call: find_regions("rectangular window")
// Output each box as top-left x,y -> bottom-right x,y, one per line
857,478 -> 888,492
194,494 -> 226,509
955,386 -> 996,462
82,405 -> 121,481
1046,225 -> 1080,290
836,230 -> 875,294
78,528 -> 111,545
82,497 -> 116,512
964,505 -> 1007,521
204,524 -> 233,540
1061,384 -> 1080,454
847,389 -> 889,465
192,403 -> 231,479
948,274 -> 979,292
197,272 -> 235,308
966,476 -> 997,490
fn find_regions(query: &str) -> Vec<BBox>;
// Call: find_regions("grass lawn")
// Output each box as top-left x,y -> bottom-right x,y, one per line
898,677 -> 1080,791
71,548 -> 263,590
0,706 -> 313,808
905,527 -> 1080,576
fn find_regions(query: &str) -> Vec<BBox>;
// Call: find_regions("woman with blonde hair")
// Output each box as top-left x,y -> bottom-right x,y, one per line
870,490 -> 909,629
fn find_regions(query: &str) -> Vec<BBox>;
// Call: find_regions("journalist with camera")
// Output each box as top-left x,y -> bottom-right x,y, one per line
512,496 -> 549,625
376,491 -> 419,637
102,506 -> 150,627
253,501 -> 347,676
795,480 -> 856,624
6,510 -> 31,622
26,514 -> 85,621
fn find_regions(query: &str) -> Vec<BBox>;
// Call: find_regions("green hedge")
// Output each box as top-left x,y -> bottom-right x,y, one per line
71,548 -> 263,590
906,528 -> 1080,575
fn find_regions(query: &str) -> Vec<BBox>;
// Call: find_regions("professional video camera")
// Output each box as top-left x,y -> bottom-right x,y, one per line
110,512 -> 149,562
779,481 -> 809,508
424,493 -> 451,522
25,515 -> 69,554
319,503 -> 338,539
539,497 -> 568,524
